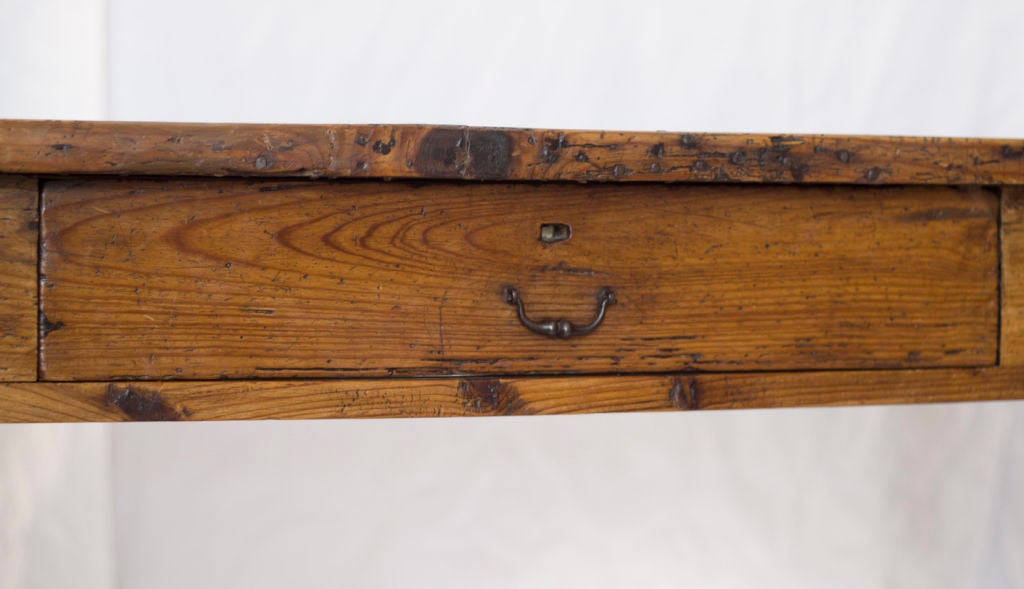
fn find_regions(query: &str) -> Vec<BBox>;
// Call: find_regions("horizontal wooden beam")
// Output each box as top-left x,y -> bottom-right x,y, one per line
2,368 -> 1021,422
3,120 -> 1024,184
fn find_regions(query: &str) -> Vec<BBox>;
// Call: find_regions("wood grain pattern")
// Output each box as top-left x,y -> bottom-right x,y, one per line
3,120 -> 1024,184
0,176 -> 37,381
1002,188 -> 1024,365
1,367 -> 1022,422
40,178 -> 998,380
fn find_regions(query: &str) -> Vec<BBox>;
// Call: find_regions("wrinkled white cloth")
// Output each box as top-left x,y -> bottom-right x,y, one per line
0,426 -> 116,589
111,405 -> 1024,588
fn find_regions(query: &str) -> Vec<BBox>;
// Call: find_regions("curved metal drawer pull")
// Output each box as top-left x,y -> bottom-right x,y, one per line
504,286 -> 616,339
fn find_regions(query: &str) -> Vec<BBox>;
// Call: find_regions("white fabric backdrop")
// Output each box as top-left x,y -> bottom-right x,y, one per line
0,2 -> 115,588
2,0 -> 1024,587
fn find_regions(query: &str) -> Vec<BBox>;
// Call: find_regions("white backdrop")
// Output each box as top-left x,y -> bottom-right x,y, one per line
2,1 -> 1024,587
1,2 -> 115,588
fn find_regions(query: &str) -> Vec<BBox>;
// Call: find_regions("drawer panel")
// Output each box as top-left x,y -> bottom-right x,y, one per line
39,179 -> 998,380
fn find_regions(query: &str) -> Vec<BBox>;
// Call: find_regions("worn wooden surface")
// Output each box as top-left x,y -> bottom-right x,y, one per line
0,367 -> 1021,422
0,176 -> 37,381
40,178 -> 998,380
3,120 -> 1024,184
1003,188 -> 1024,365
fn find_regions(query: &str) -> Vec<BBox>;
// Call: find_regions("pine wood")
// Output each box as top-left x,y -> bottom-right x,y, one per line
39,178 -> 998,380
0,176 -> 37,381
1,120 -> 1022,422
0,367 -> 1021,422
3,120 -> 1024,184
1002,188 -> 1024,365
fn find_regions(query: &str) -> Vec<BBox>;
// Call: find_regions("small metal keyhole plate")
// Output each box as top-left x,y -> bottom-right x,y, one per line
540,223 -> 572,244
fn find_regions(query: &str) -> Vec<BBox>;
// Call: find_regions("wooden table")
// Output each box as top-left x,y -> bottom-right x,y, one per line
1,120 -> 1022,421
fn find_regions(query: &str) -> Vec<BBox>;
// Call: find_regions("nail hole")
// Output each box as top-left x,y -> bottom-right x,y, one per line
540,223 -> 572,244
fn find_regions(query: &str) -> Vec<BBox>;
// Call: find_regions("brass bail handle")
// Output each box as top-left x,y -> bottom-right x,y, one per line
504,287 -> 616,339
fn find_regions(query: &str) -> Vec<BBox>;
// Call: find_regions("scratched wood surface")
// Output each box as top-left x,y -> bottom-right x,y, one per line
1002,188 -> 1024,365
3,120 -> 1024,184
40,178 -> 998,380
1,368 -> 1022,422
0,176 -> 37,381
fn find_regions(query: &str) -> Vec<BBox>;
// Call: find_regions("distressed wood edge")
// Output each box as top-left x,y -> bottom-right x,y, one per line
2,368 -> 1022,423
2,119 -> 1024,184
1002,188 -> 1024,365
0,175 -> 38,381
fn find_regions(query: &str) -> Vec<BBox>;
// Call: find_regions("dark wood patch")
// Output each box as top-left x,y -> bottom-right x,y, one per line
414,129 -> 514,179
104,383 -> 188,421
3,121 -> 1024,184
458,379 -> 534,415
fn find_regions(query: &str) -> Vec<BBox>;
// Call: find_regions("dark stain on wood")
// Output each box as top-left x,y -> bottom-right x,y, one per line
414,128 -> 464,178
669,376 -> 701,410
414,129 -> 513,180
276,140 -> 299,152
541,134 -> 569,164
467,130 -> 514,179
757,137 -> 810,181
104,383 -> 187,421
535,261 -> 601,276
373,139 -> 395,155
256,183 -> 312,193
457,378 -> 533,415
39,312 -> 65,339
896,207 -> 993,223
865,166 -> 885,182
1002,145 -> 1024,160
679,134 -> 701,149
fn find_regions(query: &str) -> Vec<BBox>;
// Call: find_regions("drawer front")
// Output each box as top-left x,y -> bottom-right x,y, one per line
39,179 -> 998,380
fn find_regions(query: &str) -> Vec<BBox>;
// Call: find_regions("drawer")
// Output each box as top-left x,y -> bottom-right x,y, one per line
39,178 -> 998,380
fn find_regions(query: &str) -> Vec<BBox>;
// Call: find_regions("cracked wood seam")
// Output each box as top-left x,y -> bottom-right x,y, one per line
0,368 -> 1022,423
2,120 -> 1024,184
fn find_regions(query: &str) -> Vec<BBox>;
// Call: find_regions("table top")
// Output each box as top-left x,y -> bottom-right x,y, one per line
2,119 -> 1023,184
